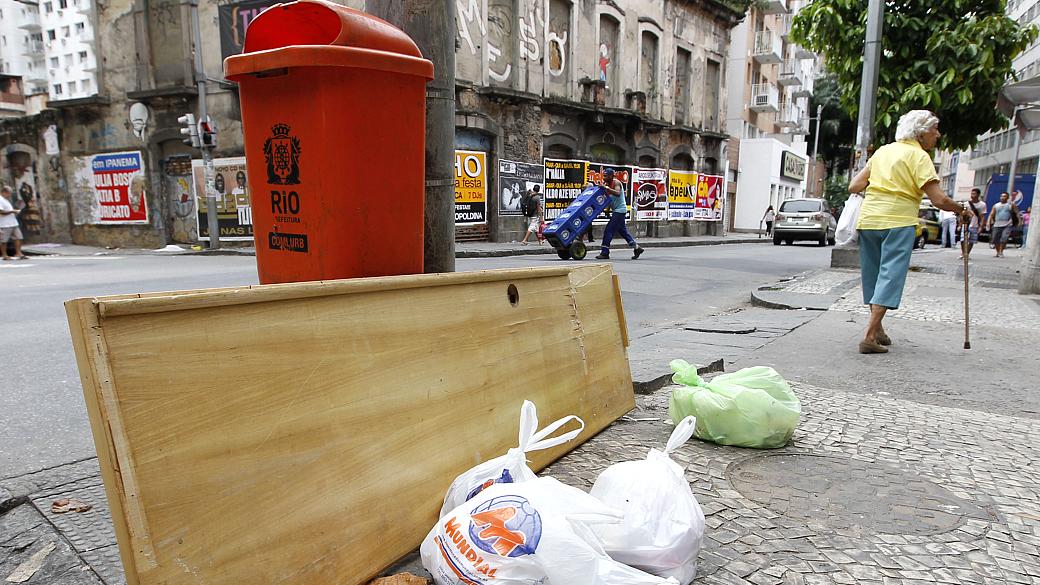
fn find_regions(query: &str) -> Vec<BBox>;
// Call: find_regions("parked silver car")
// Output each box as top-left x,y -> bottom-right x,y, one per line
772,198 -> 836,246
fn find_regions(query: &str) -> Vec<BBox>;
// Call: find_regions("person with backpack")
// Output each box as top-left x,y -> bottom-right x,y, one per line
520,185 -> 543,245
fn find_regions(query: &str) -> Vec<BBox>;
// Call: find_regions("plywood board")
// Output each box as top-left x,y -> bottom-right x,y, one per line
66,265 -> 634,585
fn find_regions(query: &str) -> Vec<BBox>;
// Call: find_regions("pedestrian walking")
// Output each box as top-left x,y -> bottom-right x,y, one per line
0,185 -> 27,260
960,188 -> 987,259
594,168 -> 644,260
519,185 -> 543,245
987,192 -> 1016,257
762,205 -> 775,236
1023,206 -> 1032,247
847,110 -> 971,354
939,207 -> 958,248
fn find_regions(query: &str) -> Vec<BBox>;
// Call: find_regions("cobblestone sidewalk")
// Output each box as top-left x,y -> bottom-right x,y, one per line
544,382 -> 1040,585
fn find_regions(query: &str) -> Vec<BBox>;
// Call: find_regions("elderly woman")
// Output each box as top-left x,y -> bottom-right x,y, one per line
848,110 -> 972,354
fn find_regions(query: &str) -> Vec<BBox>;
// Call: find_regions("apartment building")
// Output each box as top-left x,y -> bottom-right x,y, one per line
38,0 -> 97,100
968,0 -> 1040,189
0,0 -> 48,96
725,0 -> 820,233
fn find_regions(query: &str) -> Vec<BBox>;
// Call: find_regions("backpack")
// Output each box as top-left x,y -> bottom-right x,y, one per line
521,191 -> 537,217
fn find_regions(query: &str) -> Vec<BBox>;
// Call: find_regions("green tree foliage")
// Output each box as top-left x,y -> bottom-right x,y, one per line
823,175 -> 851,213
808,74 -> 856,176
791,1 -> 1038,150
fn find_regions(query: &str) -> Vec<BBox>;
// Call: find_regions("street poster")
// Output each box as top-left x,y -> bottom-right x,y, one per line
69,151 -> 148,225
586,163 -> 633,221
498,160 -> 543,216
455,150 -> 487,225
695,174 -> 724,221
192,157 -> 253,241
218,0 -> 280,61
667,170 -> 697,221
542,158 -> 587,221
633,167 -> 668,221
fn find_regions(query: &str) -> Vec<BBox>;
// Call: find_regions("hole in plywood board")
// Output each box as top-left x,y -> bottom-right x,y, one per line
507,284 -> 519,306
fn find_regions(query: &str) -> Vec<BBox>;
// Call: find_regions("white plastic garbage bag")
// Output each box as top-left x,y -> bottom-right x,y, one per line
421,477 -> 680,585
588,416 -> 705,585
440,400 -> 585,517
835,194 -> 863,247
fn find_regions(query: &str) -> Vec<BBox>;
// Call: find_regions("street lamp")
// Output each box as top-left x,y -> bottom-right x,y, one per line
808,104 -> 823,197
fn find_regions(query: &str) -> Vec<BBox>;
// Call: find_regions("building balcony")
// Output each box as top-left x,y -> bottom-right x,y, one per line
794,44 -> 815,60
777,102 -> 802,128
779,14 -> 792,41
792,84 -> 813,99
758,0 -> 788,14
750,83 -> 779,113
18,21 -> 42,32
25,70 -> 48,84
777,63 -> 803,88
22,41 -> 46,57
753,31 -> 783,65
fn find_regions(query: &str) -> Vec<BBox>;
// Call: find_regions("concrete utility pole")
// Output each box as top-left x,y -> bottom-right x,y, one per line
188,0 -> 220,250
368,0 -> 456,273
853,0 -> 885,172
809,104 -> 823,197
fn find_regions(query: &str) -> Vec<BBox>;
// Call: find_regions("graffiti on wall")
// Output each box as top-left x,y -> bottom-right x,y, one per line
457,0 -> 569,83
164,154 -> 197,243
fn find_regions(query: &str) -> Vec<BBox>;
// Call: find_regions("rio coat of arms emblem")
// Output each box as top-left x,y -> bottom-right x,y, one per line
263,123 -> 302,185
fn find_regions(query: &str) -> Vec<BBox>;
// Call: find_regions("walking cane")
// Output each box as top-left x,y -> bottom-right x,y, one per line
962,223 -> 971,350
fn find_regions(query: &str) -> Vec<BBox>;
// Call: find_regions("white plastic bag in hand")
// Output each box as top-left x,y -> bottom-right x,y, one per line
835,194 -> 863,247
440,400 -> 585,517
422,477 -> 679,585
588,416 -> 705,585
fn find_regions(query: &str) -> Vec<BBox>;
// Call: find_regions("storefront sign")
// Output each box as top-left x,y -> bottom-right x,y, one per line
780,151 -> 807,181
542,158 -> 587,221
218,0 -> 280,61
633,168 -> 668,221
192,157 -> 253,241
455,150 -> 487,225
498,160 -> 543,216
70,151 -> 148,224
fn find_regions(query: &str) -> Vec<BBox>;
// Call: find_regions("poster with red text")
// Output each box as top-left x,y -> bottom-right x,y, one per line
633,167 -> 668,221
70,151 -> 148,224
694,174 -> 724,221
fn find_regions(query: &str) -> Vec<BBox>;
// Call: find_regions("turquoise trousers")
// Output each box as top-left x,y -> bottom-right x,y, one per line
858,226 -> 915,309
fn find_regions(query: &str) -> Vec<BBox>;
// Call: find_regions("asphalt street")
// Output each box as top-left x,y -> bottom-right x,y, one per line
0,243 -> 830,480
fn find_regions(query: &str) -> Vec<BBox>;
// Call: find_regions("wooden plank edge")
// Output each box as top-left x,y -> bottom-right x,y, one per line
93,265 -> 584,318
611,272 -> 630,348
64,299 -> 156,582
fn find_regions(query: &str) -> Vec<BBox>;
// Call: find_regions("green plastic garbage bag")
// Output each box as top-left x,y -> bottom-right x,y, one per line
668,360 -> 800,448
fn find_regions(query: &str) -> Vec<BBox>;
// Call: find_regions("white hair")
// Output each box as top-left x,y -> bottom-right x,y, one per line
895,110 -> 939,141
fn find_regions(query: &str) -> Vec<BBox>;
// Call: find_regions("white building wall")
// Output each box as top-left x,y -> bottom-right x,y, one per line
733,137 -> 808,231
0,0 -> 48,94
39,0 -> 96,100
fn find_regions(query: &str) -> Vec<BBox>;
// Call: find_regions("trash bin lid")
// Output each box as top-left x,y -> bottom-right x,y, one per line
224,0 -> 433,80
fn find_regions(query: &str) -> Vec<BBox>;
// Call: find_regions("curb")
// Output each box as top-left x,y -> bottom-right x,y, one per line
633,358 -> 724,395
25,238 -> 767,260
457,237 -> 766,258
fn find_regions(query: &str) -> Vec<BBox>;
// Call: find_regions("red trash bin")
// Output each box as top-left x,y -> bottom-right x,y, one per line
225,0 -> 434,284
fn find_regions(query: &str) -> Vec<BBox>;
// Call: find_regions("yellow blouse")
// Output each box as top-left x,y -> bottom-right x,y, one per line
857,139 -> 938,230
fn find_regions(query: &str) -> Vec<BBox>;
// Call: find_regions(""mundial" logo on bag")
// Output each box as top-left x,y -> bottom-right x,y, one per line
435,495 -> 543,583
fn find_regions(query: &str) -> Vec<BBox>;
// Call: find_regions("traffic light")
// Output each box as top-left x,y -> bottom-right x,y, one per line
198,116 -> 217,149
178,113 -> 200,148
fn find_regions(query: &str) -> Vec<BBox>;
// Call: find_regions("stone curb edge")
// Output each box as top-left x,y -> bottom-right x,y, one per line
633,358 -> 724,395
24,238 -> 767,259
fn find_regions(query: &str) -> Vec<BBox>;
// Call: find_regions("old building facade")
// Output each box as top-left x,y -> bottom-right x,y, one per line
1,0 -> 742,248
454,0 -> 744,240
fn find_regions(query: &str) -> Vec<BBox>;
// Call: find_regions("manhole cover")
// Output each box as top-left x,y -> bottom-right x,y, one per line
728,454 -> 991,535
